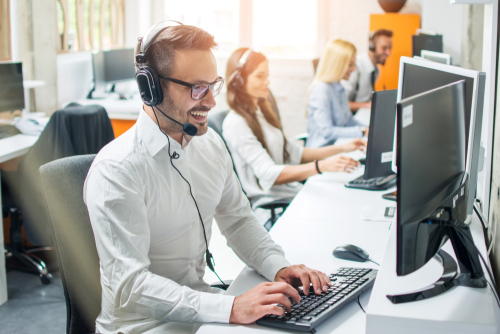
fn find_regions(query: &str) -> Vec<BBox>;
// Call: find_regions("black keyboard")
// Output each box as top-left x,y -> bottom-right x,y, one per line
257,267 -> 377,333
345,174 -> 396,191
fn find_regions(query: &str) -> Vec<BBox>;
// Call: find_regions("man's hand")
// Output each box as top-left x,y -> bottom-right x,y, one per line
275,264 -> 331,296
341,138 -> 367,153
229,282 -> 301,324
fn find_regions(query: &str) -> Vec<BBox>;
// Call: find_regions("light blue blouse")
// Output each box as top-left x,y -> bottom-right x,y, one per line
306,81 -> 364,148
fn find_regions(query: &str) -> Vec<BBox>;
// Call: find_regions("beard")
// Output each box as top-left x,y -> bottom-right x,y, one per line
157,94 -> 210,136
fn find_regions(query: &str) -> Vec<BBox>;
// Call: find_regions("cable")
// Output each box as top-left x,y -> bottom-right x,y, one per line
455,227 -> 500,308
151,106 -> 227,289
473,204 -> 494,255
357,295 -> 366,313
367,258 -> 380,266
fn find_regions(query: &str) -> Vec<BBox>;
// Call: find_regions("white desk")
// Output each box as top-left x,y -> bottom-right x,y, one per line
199,139 -> 498,333
0,133 -> 41,305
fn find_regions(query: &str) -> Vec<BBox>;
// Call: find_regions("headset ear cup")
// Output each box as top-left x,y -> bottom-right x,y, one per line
369,42 -> 375,52
231,71 -> 245,88
136,66 -> 163,106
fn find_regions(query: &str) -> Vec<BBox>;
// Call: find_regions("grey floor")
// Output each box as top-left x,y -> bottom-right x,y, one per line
0,269 -> 66,333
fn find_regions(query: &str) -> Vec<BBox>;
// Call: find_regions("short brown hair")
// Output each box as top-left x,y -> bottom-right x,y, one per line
135,25 -> 217,78
371,29 -> 393,45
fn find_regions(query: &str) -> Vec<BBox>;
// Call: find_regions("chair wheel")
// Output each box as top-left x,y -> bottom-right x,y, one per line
40,273 -> 53,285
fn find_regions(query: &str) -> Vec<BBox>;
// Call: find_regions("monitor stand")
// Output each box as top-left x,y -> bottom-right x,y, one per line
387,224 -> 487,304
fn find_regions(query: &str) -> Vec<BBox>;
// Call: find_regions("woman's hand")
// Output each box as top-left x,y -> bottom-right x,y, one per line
318,155 -> 359,173
341,138 -> 367,153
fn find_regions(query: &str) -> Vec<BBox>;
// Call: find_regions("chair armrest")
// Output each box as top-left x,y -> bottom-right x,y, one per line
210,280 -> 233,291
256,199 -> 291,211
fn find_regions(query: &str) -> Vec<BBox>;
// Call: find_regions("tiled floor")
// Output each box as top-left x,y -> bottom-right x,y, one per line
0,270 -> 66,334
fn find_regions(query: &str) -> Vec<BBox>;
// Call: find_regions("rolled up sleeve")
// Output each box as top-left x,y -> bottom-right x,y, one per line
223,117 -> 286,191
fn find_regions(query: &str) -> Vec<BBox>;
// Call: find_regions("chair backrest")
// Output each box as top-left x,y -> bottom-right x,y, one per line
19,104 -> 114,246
39,155 -> 100,334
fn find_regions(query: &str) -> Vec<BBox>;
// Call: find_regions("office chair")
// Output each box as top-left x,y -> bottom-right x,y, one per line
39,155 -> 100,334
3,103 -> 114,284
207,94 -> 291,230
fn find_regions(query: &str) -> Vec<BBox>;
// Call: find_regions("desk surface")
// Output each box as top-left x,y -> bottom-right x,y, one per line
199,137 -> 498,333
0,134 -> 39,164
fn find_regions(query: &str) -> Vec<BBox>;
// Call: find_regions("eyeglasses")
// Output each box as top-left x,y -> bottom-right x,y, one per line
158,75 -> 225,100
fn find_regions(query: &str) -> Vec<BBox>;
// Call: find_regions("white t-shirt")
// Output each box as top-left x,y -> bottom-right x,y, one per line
223,108 -> 304,209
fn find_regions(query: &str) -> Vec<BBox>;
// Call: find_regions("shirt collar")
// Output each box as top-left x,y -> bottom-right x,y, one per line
137,107 -> 194,157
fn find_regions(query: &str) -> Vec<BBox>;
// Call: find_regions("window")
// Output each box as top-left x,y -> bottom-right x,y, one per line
56,0 -> 124,53
252,0 -> 317,58
0,0 -> 11,61
164,0 -> 239,56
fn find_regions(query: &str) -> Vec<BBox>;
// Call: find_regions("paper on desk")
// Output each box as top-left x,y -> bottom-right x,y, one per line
361,206 -> 395,222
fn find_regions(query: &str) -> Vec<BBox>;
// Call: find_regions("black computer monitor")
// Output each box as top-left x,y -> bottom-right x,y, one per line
390,80 -> 486,304
364,90 -> 397,180
0,62 -> 25,112
412,34 -> 443,57
89,48 -> 136,97
395,57 -> 486,217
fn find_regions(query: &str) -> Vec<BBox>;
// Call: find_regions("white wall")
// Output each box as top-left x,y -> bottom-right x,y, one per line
421,0 -> 463,65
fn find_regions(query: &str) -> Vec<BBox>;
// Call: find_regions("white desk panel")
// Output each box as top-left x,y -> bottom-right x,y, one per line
0,134 -> 39,164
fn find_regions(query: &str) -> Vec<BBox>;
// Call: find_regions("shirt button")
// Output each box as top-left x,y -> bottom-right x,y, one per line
190,261 -> 194,266
187,190 -> 190,195
192,221 -> 196,228
178,160 -> 183,165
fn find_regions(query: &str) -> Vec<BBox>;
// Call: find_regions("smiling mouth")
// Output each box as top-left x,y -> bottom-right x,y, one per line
189,111 -> 209,123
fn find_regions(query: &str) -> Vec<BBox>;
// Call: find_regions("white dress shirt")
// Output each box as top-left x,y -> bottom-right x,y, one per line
341,53 -> 379,103
84,109 -> 291,334
222,109 -> 303,209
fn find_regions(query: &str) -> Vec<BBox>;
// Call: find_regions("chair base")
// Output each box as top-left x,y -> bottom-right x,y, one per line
5,245 -> 56,284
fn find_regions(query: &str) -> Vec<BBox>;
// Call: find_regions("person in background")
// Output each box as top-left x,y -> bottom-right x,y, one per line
223,48 -> 366,224
342,29 -> 393,112
306,39 -> 368,148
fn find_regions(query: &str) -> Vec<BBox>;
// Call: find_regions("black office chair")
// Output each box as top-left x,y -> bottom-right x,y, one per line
207,98 -> 290,230
39,155 -> 100,334
3,103 -> 114,284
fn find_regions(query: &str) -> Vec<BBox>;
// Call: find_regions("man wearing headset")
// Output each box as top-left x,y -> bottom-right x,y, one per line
341,29 -> 393,112
84,22 -> 331,334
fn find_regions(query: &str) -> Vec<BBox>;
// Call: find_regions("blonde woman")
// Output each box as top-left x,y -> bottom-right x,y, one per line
306,39 -> 368,148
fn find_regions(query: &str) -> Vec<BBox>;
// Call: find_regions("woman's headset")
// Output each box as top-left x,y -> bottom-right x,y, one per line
135,20 -> 183,107
228,48 -> 254,88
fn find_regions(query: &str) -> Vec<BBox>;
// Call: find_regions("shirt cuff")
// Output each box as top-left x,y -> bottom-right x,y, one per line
197,292 -> 235,323
258,164 -> 286,191
259,254 -> 292,282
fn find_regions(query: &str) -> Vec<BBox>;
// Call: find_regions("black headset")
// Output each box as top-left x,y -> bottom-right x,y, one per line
135,21 -> 226,287
368,31 -> 376,52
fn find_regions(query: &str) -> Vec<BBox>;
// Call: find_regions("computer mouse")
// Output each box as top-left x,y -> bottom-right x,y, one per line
333,244 -> 370,262
358,158 -> 366,165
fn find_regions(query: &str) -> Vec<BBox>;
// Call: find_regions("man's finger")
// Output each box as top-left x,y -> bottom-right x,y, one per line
267,282 -> 301,304
263,304 -> 285,317
264,293 -> 292,312
308,270 -> 322,294
299,271 -> 311,296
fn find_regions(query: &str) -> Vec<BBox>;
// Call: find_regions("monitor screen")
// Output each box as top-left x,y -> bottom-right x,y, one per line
102,48 -> 136,83
364,89 -> 397,180
397,81 -> 466,275
0,62 -> 25,113
401,63 -> 474,155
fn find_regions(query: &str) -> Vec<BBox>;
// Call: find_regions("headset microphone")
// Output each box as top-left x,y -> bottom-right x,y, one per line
154,105 -> 198,136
